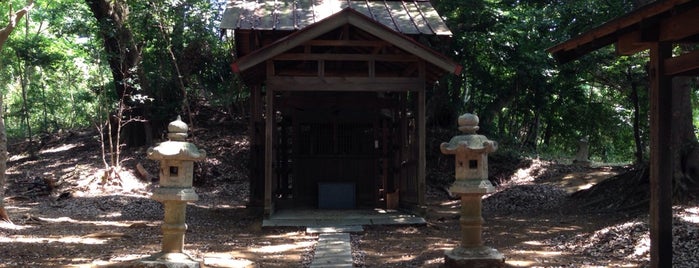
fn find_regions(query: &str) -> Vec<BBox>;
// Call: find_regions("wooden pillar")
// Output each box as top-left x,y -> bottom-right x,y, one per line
417,62 -> 427,208
249,85 -> 264,207
264,87 -> 274,216
264,61 -> 275,216
648,42 -> 673,268
417,84 -> 426,208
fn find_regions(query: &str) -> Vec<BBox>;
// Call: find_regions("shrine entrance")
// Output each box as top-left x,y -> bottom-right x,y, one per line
274,91 -> 417,209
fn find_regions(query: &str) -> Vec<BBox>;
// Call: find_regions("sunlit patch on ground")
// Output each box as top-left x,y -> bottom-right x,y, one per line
0,235 -> 107,245
40,143 -> 80,154
678,206 -> 699,223
251,240 -> 315,254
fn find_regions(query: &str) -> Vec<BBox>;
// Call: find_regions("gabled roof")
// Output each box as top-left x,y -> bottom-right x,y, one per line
547,0 -> 699,64
221,0 -> 451,36
231,7 -> 461,76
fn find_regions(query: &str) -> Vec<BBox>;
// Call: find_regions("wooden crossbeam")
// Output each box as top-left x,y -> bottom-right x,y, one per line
304,40 -> 389,47
664,49 -> 699,76
267,76 -> 425,92
659,5 -> 699,42
274,53 -> 419,62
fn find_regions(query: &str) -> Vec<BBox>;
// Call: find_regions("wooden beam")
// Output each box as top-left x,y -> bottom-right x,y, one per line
305,39 -> 389,47
616,31 -> 649,56
547,0 -> 696,63
274,53 -> 420,62
278,95 -> 400,110
659,4 -> 699,42
267,76 -> 425,91
664,49 -> 699,76
648,42 -> 674,268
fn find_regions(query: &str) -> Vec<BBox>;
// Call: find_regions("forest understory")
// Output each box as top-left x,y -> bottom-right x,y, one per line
0,117 -> 698,268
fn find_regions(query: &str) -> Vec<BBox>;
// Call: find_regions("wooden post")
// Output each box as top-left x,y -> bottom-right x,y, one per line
417,61 -> 426,208
417,83 -> 426,208
265,61 -> 275,216
264,87 -> 274,216
249,85 -> 263,207
648,42 -> 673,268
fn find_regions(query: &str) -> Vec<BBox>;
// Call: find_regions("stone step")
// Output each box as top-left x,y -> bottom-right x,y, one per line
306,225 -> 363,234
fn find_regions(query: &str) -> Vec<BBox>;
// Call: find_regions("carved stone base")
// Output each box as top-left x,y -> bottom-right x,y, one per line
122,252 -> 201,268
444,246 -> 505,268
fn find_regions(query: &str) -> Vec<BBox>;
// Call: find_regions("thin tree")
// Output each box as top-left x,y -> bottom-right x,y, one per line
0,0 -> 34,223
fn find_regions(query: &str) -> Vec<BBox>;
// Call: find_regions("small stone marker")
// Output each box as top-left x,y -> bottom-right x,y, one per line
574,137 -> 591,166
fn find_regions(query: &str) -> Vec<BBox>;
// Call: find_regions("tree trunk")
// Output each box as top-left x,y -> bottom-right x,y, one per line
0,1 -> 33,50
85,0 -> 140,99
672,76 -> 699,197
0,0 -> 34,224
630,77 -> 644,165
86,0 -> 150,147
0,97 -> 9,223
479,85 -> 518,136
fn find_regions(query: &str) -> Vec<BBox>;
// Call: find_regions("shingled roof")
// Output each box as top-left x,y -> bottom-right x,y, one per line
220,0 -> 451,36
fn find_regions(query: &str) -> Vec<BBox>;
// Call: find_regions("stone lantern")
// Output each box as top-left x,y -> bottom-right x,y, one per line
141,115 -> 206,267
440,113 -> 504,267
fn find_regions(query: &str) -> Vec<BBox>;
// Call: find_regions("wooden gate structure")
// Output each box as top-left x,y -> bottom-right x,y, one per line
220,1 -> 461,216
548,0 -> 699,266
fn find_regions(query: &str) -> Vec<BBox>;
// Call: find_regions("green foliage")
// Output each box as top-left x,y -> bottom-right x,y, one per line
0,0 -> 692,166
1,0 -> 103,139
431,0 -> 651,163
119,0 -> 237,126
1,0 -> 238,140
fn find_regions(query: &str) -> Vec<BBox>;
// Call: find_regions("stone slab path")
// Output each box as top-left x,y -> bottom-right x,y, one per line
309,232 -> 354,268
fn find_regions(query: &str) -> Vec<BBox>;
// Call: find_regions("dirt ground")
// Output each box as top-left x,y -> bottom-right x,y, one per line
1,123 -> 697,267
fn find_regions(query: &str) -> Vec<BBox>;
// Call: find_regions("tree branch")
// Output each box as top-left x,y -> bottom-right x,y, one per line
0,0 -> 34,51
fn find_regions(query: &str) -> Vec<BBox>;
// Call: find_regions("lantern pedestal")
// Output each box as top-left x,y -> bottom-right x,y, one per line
445,246 -> 505,268
123,116 -> 205,268
133,252 -> 200,268
440,113 -> 504,268
444,193 -> 504,267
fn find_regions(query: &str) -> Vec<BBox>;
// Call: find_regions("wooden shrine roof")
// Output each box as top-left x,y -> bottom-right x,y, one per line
547,0 -> 699,68
220,0 -> 451,36
229,8 -> 461,84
